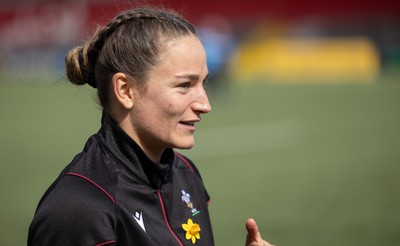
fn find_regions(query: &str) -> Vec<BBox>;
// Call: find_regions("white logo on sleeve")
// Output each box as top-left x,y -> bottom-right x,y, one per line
133,211 -> 146,233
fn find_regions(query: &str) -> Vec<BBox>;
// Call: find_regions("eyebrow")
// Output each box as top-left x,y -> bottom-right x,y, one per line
176,73 -> 209,82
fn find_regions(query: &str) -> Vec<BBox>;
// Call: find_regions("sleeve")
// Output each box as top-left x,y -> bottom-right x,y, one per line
28,175 -> 116,246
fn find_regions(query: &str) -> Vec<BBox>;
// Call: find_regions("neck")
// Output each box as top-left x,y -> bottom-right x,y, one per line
109,109 -> 163,163
140,146 -> 162,163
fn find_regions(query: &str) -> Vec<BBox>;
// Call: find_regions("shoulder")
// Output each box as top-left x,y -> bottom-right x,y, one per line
174,152 -> 203,178
173,152 -> 211,202
34,173 -> 116,220
28,175 -> 115,245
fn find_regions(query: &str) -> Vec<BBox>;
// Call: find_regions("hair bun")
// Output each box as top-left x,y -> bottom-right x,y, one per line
78,48 -> 97,88
65,46 -> 97,88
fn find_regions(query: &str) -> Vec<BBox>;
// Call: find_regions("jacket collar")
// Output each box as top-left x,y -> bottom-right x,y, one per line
97,112 -> 174,189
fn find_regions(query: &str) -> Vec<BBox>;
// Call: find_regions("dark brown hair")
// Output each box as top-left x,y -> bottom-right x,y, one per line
65,7 -> 197,110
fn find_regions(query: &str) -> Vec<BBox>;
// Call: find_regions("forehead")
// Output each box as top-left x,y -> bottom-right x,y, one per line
154,35 -> 207,75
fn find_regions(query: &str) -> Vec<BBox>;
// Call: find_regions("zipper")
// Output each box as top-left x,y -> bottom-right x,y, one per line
158,189 -> 184,246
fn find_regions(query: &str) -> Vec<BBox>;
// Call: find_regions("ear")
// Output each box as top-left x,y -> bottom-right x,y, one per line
112,72 -> 135,109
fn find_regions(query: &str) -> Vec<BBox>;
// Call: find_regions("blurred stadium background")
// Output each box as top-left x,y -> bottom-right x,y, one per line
0,0 -> 399,245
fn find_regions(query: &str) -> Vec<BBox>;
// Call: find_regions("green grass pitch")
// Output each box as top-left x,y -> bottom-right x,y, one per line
0,79 -> 399,246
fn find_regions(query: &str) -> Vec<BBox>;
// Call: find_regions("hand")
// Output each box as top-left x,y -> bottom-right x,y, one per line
245,218 -> 275,246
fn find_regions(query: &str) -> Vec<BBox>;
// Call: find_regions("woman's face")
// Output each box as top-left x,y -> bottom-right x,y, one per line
128,35 -> 211,158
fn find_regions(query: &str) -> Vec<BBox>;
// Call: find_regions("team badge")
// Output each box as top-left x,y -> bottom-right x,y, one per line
181,190 -> 200,216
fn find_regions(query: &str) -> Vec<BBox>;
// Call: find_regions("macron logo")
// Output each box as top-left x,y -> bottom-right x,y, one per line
133,211 -> 146,233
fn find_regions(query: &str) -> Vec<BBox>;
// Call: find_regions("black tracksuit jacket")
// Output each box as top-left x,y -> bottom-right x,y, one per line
28,114 -> 214,245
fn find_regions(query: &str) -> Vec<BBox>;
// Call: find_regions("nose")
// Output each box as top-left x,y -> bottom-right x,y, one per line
192,87 -> 212,114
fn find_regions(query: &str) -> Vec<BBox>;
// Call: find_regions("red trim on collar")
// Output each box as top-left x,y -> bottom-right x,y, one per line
175,152 -> 194,173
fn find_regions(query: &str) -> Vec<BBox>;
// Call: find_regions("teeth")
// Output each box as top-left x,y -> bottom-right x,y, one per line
181,122 -> 194,126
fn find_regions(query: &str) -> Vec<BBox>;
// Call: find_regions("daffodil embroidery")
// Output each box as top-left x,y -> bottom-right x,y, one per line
182,218 -> 201,244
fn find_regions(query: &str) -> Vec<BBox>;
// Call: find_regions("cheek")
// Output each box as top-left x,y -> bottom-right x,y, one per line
159,96 -> 184,118
161,103 -> 180,120
143,99 -> 177,125
145,90 -> 188,122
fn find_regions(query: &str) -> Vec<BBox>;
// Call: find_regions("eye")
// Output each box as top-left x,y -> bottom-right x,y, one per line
202,78 -> 209,88
178,82 -> 191,92
202,74 -> 210,88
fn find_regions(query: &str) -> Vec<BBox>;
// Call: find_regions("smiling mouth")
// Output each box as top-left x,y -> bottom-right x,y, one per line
180,122 -> 195,126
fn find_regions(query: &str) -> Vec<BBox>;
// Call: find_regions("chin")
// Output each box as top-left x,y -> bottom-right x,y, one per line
173,139 -> 195,150
175,144 -> 194,150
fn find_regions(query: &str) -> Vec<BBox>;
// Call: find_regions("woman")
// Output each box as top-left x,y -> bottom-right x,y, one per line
28,7 -> 273,246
